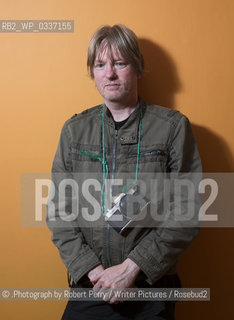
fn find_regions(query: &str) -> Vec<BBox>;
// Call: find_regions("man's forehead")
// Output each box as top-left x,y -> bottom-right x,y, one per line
95,42 -> 123,61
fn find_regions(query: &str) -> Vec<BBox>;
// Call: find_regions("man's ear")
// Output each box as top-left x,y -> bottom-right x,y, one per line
137,73 -> 142,80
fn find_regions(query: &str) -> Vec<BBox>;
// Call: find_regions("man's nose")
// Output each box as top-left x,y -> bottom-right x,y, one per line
105,63 -> 117,79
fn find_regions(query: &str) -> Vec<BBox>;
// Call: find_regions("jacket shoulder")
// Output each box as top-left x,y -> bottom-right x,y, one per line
144,102 -> 186,126
64,104 -> 102,126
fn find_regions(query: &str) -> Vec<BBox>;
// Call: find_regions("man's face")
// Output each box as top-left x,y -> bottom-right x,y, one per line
93,43 -> 139,106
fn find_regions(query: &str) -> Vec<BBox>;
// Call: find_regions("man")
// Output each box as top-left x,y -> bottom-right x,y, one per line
47,24 -> 202,319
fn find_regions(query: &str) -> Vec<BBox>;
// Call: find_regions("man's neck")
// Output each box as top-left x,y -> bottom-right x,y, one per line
104,97 -> 138,121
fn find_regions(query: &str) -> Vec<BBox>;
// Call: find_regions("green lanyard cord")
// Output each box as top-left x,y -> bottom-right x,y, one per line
80,105 -> 108,216
101,104 -> 108,215
121,110 -> 142,194
80,104 -> 142,216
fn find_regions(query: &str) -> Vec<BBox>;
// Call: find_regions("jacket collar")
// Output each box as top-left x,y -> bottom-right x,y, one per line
103,97 -> 145,145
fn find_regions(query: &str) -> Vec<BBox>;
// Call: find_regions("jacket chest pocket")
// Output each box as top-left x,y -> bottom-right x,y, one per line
129,149 -> 167,161
70,143 -> 103,172
119,147 -> 169,173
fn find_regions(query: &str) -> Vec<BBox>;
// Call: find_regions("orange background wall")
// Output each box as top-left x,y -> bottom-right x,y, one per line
0,0 -> 233,319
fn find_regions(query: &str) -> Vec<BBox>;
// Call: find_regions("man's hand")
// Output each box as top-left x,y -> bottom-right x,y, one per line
93,258 -> 141,304
87,264 -> 104,285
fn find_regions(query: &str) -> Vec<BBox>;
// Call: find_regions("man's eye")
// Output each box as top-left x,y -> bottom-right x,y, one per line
115,62 -> 126,68
95,63 -> 104,68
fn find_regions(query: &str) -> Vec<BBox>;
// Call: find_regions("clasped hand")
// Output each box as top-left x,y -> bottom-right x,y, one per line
87,258 -> 140,304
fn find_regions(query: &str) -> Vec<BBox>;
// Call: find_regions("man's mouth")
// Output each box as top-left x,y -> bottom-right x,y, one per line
105,83 -> 120,88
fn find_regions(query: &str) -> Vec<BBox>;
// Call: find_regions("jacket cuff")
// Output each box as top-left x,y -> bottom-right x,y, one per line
128,250 -> 162,285
68,251 -> 101,284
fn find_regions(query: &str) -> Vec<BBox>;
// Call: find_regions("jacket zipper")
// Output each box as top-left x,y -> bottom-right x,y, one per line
106,129 -> 118,267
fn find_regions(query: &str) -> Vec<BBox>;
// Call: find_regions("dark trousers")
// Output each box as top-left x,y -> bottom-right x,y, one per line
61,274 -> 181,320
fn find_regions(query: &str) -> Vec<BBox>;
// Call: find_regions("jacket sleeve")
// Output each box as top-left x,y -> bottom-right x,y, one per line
128,114 -> 202,284
46,122 -> 101,284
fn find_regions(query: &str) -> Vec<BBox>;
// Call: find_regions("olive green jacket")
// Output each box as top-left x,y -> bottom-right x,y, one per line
47,98 -> 202,285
